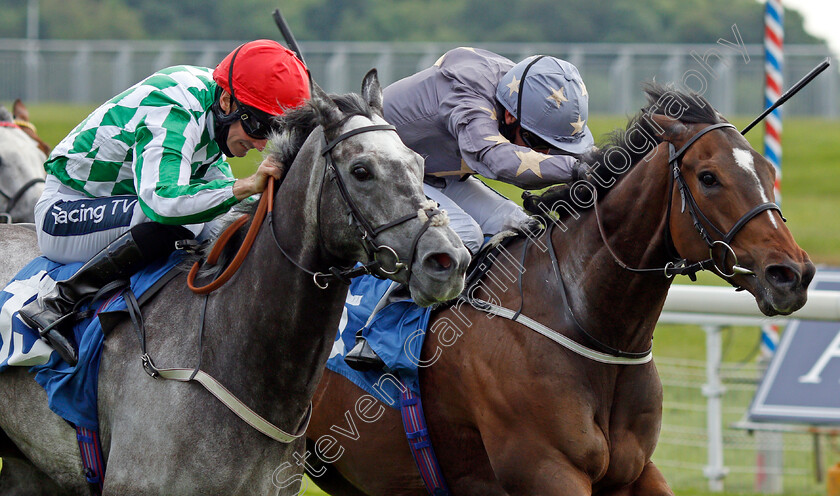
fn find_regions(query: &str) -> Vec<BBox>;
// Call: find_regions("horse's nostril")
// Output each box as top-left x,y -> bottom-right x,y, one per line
766,264 -> 799,288
432,253 -> 452,270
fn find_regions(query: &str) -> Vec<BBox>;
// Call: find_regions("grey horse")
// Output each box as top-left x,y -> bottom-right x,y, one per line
0,106 -> 46,223
0,70 -> 470,495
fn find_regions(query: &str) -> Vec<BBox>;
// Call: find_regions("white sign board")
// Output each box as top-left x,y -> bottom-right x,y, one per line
749,270 -> 840,424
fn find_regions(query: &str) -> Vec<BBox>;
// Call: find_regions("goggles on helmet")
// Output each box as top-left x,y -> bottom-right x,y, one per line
218,44 -> 276,140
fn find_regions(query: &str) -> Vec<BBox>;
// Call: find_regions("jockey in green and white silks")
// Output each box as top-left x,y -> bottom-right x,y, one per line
38,65 -> 237,261
21,40 -> 311,366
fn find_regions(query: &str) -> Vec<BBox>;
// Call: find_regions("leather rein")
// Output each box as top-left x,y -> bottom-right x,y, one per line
187,123 -> 444,293
140,123 -> 444,443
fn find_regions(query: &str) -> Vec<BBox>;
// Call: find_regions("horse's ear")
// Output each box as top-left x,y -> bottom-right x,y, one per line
12,99 -> 29,122
361,69 -> 384,116
310,80 -> 343,126
646,113 -> 689,142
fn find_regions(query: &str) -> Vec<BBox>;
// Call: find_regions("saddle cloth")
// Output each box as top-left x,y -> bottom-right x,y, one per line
326,274 -> 432,408
0,253 -> 182,429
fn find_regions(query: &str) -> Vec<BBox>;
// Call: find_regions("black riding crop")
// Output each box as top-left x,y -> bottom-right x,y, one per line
741,57 -> 831,135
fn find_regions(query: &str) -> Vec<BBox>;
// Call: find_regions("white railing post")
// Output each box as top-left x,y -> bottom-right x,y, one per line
702,324 -> 729,492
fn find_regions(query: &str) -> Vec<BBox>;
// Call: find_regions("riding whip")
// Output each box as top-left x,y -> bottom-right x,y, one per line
272,7 -> 306,65
741,58 -> 831,135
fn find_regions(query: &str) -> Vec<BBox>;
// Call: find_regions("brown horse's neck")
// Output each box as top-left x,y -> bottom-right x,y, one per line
545,147 -> 676,355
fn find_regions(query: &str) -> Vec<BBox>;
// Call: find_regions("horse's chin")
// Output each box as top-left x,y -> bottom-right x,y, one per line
409,277 -> 465,308
749,281 -> 809,317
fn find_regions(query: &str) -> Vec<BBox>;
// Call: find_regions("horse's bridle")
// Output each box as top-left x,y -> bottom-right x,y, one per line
0,153 -> 45,224
597,122 -> 783,280
189,123 -> 446,294
273,123 -> 445,288
506,122 -> 784,361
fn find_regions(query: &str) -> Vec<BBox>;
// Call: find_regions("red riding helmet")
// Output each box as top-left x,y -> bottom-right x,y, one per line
213,39 -> 310,116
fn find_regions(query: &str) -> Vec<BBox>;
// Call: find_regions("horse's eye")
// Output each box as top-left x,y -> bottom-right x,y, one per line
699,171 -> 718,187
351,165 -> 372,181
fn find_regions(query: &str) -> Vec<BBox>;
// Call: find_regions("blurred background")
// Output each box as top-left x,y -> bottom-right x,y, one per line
2,1 -> 839,495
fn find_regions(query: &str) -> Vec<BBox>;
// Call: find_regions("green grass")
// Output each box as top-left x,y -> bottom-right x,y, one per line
19,103 -> 840,495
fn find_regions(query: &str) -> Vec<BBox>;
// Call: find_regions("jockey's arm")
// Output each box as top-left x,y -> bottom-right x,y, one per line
133,105 -> 240,225
447,95 -> 578,190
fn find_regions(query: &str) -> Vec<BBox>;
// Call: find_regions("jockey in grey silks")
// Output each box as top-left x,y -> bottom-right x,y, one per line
346,47 -> 596,370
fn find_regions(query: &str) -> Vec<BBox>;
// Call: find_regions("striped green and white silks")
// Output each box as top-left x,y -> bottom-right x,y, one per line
45,65 -> 239,225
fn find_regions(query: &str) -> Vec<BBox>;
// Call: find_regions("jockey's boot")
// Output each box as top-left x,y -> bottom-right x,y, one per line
18,230 -> 149,366
344,331 -> 385,372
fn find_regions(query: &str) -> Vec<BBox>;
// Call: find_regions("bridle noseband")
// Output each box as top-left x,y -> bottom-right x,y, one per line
597,121 -> 784,280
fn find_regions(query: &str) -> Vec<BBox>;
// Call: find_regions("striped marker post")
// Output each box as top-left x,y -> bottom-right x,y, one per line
764,0 -> 784,206
757,3 -> 784,493
761,0 -> 785,359
761,0 -> 784,362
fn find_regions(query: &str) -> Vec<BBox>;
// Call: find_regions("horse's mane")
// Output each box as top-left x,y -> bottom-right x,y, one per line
266,92 -> 377,166
524,82 -> 723,220
182,91 -> 378,271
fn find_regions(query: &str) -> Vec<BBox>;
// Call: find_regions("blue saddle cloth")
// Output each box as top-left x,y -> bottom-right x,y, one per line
326,274 -> 432,409
0,253 -> 181,429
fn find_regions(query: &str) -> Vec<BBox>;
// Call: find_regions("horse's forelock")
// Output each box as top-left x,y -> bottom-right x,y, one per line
641,81 -> 722,125
322,92 -> 376,136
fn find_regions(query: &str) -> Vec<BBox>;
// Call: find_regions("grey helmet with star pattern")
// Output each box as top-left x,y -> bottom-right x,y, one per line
496,55 -> 594,155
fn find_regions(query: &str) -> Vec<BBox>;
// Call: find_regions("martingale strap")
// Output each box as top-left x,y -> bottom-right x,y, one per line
400,387 -> 451,496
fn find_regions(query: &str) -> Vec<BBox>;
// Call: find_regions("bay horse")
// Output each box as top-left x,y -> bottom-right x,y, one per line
305,83 -> 815,495
0,70 -> 469,495
0,103 -> 46,223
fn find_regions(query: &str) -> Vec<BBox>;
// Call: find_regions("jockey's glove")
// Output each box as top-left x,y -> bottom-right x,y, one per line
571,160 -> 594,183
516,215 -> 544,237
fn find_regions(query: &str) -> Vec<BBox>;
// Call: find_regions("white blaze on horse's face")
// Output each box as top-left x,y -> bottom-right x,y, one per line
732,148 -> 779,229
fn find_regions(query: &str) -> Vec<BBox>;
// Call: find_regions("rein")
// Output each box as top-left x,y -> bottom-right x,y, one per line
466,122 -> 783,363
465,228 -> 653,364
188,123 -> 445,293
594,122 -> 783,280
187,180 -> 272,294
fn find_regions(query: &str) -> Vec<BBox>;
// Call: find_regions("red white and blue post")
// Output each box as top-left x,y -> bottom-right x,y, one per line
757,6 -> 785,492
760,0 -> 784,361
